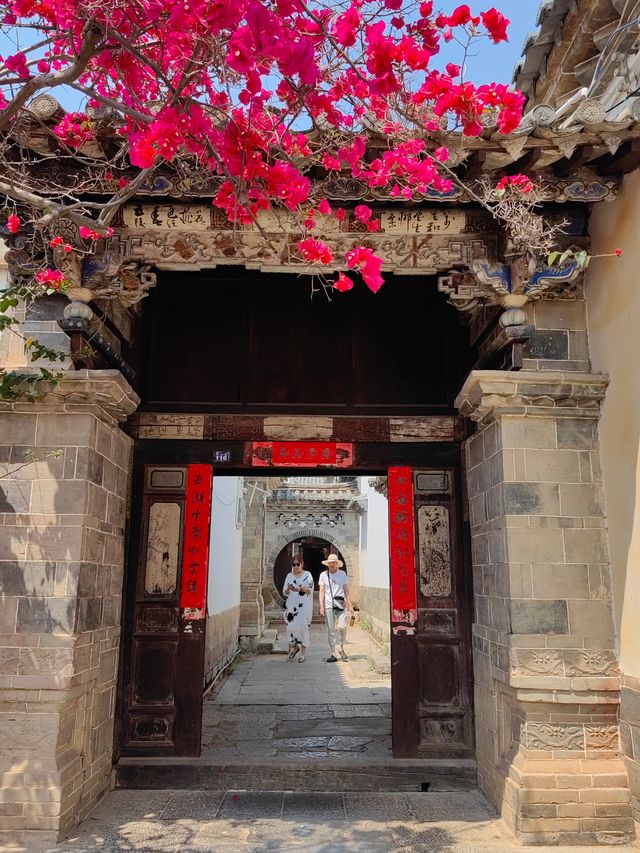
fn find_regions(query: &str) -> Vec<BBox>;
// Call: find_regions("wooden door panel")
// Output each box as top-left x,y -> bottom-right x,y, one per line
127,712 -> 175,745
122,464 -> 212,756
131,639 -> 177,705
389,466 -> 474,759
414,468 -> 474,758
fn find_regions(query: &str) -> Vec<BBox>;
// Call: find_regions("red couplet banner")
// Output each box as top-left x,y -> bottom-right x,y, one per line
180,464 -> 213,621
249,442 -> 353,467
388,466 -> 417,633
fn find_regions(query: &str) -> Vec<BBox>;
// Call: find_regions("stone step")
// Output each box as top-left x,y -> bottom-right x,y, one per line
116,758 -> 477,793
256,629 -> 278,654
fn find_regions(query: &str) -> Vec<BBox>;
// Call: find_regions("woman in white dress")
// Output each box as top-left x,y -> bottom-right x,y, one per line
282,558 -> 313,662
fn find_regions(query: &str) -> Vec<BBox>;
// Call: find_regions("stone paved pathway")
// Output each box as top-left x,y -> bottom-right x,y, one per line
213,624 -> 391,706
32,790 -> 639,852
203,624 -> 392,761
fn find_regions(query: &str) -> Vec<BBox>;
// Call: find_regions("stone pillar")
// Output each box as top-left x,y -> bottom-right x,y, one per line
0,370 -> 138,848
238,477 -> 268,643
457,370 -> 634,846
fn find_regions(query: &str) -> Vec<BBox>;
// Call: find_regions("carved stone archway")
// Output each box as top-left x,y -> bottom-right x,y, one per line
264,527 -> 359,609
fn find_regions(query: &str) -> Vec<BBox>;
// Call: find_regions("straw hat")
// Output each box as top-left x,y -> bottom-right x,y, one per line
322,553 -> 343,568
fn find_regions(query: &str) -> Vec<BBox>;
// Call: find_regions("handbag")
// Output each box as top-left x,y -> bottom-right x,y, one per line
327,573 -> 345,611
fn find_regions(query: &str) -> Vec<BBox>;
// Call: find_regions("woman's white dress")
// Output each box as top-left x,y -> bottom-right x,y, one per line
282,571 -> 313,648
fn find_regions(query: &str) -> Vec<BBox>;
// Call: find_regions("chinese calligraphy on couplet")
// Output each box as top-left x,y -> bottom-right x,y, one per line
180,464 -> 213,621
388,467 -> 417,634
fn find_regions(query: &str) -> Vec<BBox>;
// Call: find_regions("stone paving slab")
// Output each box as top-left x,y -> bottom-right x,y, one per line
211,625 -> 391,706
202,702 -> 392,761
30,790 -> 640,853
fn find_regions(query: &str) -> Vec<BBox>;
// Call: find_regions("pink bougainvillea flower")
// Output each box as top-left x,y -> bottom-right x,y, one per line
53,113 -> 93,149
496,174 -> 533,193
346,246 -> 385,293
615,248 -> 623,256
79,225 -> 114,240
298,237 -> 334,264
5,51 -> 30,78
6,214 -> 20,233
317,199 -> 332,215
334,272 -> 354,292
481,8 -> 510,43
35,269 -> 65,290
354,204 -> 373,222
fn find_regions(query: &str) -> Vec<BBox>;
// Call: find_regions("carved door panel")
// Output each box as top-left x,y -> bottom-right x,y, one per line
389,467 -> 473,758
122,464 -> 212,756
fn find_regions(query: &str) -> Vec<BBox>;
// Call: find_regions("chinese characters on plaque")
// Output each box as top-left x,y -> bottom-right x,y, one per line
122,204 -> 464,235
379,210 -> 464,234
388,467 -> 417,634
124,204 -> 211,230
180,464 -> 213,621
248,442 -> 353,467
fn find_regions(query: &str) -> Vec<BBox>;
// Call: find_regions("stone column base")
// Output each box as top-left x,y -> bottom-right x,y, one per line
458,370 -> 634,846
503,752 -> 634,846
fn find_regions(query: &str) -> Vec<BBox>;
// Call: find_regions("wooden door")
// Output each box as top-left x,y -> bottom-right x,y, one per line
389,467 -> 473,758
121,463 -> 212,756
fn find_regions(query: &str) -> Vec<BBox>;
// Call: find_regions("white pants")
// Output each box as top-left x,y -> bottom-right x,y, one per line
325,608 -> 348,654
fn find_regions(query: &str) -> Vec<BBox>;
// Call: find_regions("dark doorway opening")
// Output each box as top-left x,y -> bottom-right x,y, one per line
272,537 -> 348,597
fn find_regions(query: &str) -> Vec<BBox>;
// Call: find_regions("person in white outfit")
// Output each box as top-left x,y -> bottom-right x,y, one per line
282,558 -> 313,662
318,553 -> 352,663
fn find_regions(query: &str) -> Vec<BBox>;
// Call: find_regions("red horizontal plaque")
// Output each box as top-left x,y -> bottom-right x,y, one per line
388,466 -> 417,634
180,464 -> 212,621
249,442 -> 353,467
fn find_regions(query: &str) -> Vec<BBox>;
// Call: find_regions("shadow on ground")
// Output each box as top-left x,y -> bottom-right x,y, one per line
37,789 -> 638,853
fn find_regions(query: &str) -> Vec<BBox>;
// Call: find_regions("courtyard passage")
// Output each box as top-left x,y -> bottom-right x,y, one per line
203,623 -> 392,762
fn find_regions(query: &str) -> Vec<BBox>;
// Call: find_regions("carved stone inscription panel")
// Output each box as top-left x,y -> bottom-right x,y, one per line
418,505 -> 452,598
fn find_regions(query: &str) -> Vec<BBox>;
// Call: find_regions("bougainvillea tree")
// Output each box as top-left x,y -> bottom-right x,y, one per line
0,0 -> 528,394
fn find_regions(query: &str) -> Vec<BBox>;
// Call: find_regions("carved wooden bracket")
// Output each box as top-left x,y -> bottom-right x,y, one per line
437,255 -> 583,326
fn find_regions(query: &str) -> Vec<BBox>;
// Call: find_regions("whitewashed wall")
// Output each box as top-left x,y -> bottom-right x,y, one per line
208,475 -> 243,615
358,477 -> 390,589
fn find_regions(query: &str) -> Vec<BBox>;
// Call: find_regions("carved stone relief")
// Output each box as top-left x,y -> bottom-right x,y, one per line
418,505 -> 452,598
525,723 -> 585,751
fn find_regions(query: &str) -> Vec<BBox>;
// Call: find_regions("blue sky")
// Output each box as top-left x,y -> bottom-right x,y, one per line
437,1 -> 541,85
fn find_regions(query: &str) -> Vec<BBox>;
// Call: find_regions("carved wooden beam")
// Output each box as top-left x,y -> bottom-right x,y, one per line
554,145 -> 595,177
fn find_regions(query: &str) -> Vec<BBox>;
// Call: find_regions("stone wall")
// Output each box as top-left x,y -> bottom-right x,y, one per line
358,586 -> 390,650
523,299 -> 591,374
204,604 -> 240,688
0,371 -> 137,846
238,478 -> 268,641
457,370 -> 634,845
587,169 -> 640,827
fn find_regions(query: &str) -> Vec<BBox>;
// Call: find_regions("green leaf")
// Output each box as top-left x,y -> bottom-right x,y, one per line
0,296 -> 19,313
574,250 -> 589,269
547,251 -> 560,266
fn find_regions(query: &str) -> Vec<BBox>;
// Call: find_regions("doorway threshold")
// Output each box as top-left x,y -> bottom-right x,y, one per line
116,756 -> 477,793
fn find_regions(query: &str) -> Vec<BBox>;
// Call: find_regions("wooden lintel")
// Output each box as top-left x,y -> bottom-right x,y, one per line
554,145 -> 595,177
597,139 -> 640,175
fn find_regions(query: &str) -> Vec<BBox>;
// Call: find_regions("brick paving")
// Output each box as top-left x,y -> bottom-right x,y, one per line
27,789 -> 638,852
